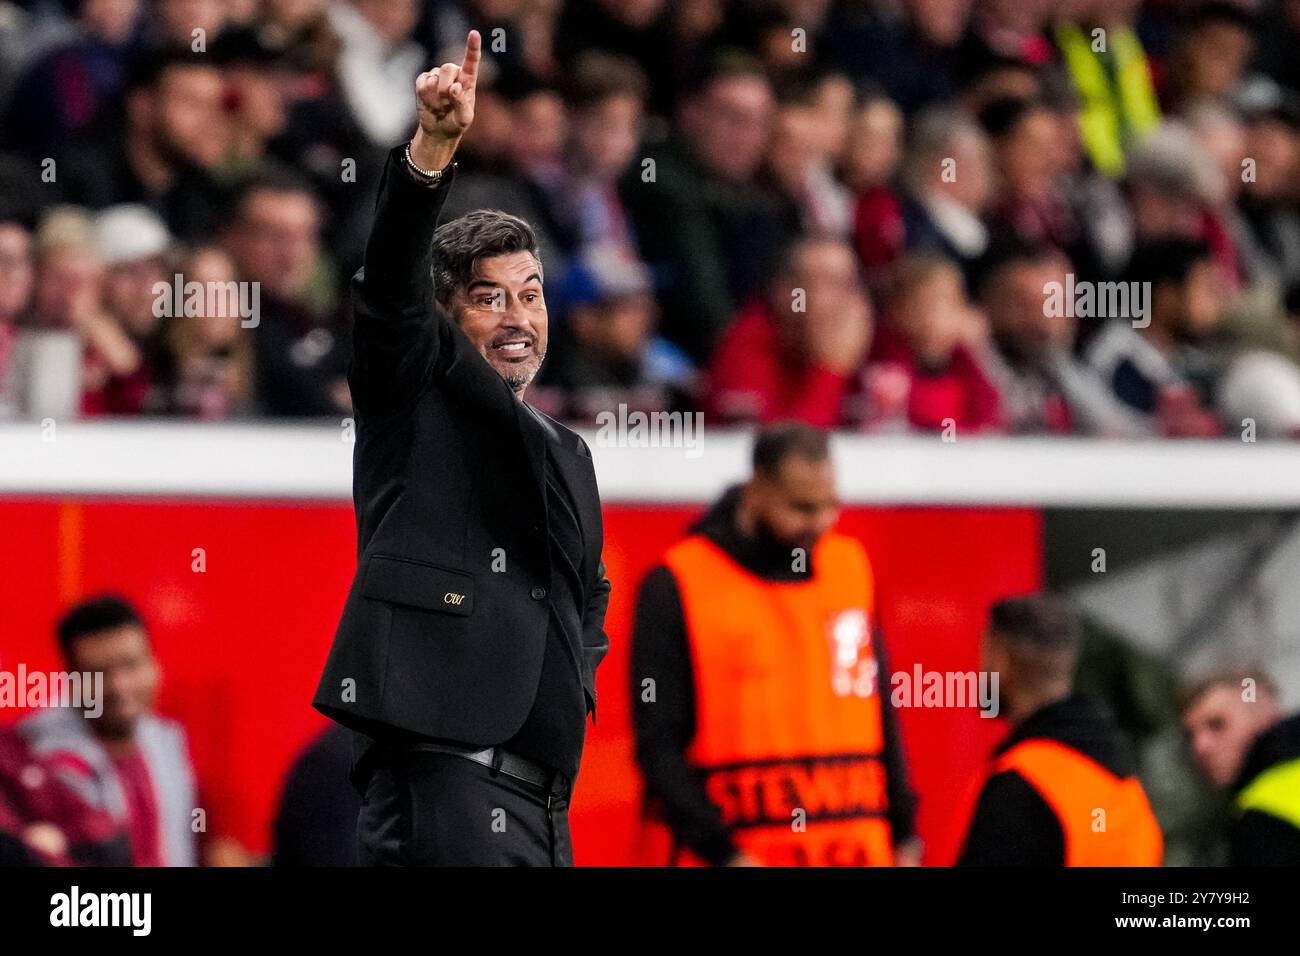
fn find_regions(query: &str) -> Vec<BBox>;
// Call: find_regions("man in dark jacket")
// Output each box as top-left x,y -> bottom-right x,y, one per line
272,726 -> 360,867
311,30 -> 611,867
957,595 -> 1163,866
1182,668 -> 1300,866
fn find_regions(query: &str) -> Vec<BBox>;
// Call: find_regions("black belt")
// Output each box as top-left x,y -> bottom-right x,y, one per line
404,740 -> 570,805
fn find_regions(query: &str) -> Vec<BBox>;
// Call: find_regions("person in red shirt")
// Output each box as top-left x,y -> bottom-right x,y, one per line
844,92 -> 907,290
707,235 -> 873,428
867,253 -> 1003,434
0,726 -> 130,866
19,596 -> 200,866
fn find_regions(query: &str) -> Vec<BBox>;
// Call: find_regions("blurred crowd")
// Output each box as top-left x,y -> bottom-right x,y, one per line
3,0 -> 1300,436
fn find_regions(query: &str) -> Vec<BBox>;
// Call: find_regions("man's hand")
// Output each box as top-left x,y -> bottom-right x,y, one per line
411,29 -> 481,173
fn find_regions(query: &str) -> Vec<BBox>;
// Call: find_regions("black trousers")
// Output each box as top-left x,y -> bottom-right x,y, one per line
357,749 -> 573,866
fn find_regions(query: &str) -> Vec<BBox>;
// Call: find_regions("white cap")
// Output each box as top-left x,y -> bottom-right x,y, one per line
95,204 -> 172,266
1220,350 -> 1300,438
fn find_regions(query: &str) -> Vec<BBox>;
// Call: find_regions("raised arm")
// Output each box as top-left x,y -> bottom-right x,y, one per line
350,31 -> 481,415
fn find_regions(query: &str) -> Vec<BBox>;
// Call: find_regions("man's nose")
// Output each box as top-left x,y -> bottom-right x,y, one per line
500,301 -> 534,329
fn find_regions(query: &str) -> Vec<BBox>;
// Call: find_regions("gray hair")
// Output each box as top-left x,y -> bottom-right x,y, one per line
430,209 -> 541,308
903,107 -> 985,193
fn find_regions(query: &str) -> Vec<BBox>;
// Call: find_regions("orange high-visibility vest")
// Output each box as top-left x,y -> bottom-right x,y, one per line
638,531 -> 894,866
963,738 -> 1163,866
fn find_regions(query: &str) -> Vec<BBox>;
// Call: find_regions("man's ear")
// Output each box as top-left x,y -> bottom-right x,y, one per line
434,298 -> 458,326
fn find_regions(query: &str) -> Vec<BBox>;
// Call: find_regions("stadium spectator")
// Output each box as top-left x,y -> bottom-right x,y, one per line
622,55 -> 782,362
327,0 -> 424,149
1218,349 -> 1300,439
0,0 -> 1295,440
27,206 -> 144,416
553,0 -> 677,116
1162,1 -> 1256,114
1124,120 -> 1223,242
211,27 -> 295,176
981,96 -> 1085,262
221,168 -> 350,416
1236,94 -> 1300,289
1085,235 -> 1225,436
977,239 -> 1148,436
55,50 -> 232,242
87,203 -> 174,415
826,0 -> 973,115
164,244 -> 255,419
533,245 -> 693,423
897,108 -> 994,284
763,73 -> 857,240
1,0 -> 140,158
1255,0 -> 1300,95
956,594 -> 1163,866
631,421 -> 919,866
959,0 -> 1057,75
245,5 -> 401,271
29,207 -> 103,331
261,0 -> 343,75
844,91 -> 906,286
731,1 -> 821,79
501,84 -> 573,244
868,253 -> 1002,435
959,53 -> 1046,117
0,1 -> 36,119
18,595 -> 200,867
1054,0 -> 1161,178
559,51 -> 649,258
438,83 -> 569,269
0,219 -> 32,418
1184,103 -> 1257,289
707,234 -> 871,428
424,0 -> 539,94
1124,120 -> 1238,295
147,0 -> 234,51
1181,668 -> 1300,866
0,725 -> 131,866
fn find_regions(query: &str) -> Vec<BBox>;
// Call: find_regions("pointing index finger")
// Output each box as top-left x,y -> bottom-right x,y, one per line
460,30 -> 482,88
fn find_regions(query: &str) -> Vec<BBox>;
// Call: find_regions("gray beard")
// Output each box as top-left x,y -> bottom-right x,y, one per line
499,355 -> 543,394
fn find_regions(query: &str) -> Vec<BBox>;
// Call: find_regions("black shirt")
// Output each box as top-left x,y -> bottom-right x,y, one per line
501,408 -> 589,785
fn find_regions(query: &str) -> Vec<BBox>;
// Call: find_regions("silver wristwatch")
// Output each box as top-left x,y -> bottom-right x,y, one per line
403,143 -> 451,185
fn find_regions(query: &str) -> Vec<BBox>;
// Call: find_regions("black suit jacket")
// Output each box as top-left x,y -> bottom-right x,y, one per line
312,145 -> 611,746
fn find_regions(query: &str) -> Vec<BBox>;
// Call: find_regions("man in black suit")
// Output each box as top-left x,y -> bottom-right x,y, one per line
312,31 -> 611,866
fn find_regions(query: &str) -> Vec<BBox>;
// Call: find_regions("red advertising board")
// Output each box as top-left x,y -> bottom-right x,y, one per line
0,497 -> 1039,865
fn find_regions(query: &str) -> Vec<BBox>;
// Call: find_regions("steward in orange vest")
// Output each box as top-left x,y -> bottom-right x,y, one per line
630,423 -> 918,867
956,595 -> 1162,866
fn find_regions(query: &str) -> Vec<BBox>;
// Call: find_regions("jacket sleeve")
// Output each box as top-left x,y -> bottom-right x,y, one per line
872,625 -> 918,845
581,558 -> 611,722
630,564 -> 739,865
348,144 -> 458,417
